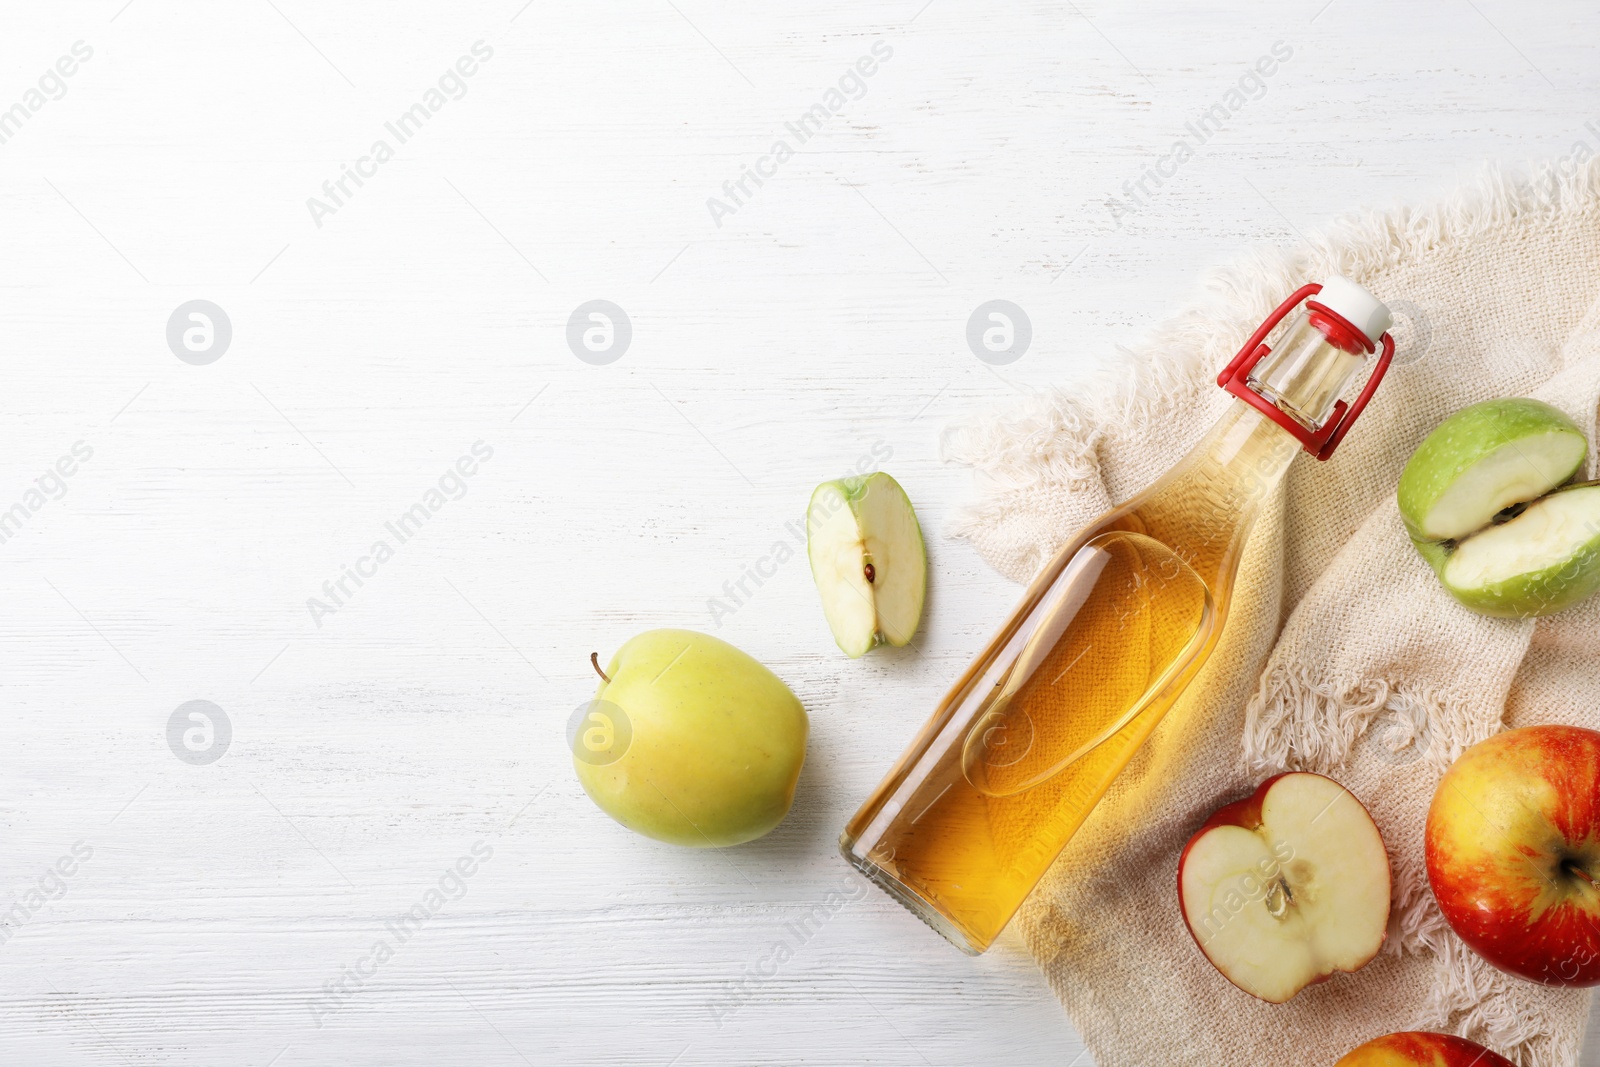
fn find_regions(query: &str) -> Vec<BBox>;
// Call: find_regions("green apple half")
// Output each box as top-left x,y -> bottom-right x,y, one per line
806,472 -> 927,657
1399,398 -> 1600,618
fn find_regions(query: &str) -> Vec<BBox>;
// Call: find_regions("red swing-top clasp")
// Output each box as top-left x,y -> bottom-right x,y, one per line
1215,283 -> 1396,461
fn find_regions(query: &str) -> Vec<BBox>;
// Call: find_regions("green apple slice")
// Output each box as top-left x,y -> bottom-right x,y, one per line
1398,398 -> 1587,542
807,472 -> 927,657
1440,484 -> 1600,618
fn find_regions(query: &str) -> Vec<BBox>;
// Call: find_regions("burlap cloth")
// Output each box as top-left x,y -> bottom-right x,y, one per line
943,158 -> 1600,1067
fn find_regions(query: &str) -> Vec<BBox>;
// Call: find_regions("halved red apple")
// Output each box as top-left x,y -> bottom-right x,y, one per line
1178,772 -> 1391,1002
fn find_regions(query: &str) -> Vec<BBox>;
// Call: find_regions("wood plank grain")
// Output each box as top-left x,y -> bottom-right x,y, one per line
0,1 -> 1596,1064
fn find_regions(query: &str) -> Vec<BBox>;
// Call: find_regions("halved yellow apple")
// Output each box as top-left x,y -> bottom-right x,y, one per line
806,472 -> 927,657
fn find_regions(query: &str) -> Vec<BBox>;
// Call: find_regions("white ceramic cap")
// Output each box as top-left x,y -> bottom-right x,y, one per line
1313,276 -> 1392,348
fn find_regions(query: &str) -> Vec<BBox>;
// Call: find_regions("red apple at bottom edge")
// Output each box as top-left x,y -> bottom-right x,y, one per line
1178,771 -> 1391,1003
1427,724 -> 1600,986
1335,1031 -> 1516,1066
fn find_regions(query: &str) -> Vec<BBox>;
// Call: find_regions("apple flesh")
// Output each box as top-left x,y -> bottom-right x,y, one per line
572,629 -> 808,847
1335,1031 -> 1515,1067
1178,772 -> 1391,1003
1426,725 -> 1600,986
1436,484 -> 1600,617
1399,397 -> 1600,618
1398,398 -> 1587,542
807,472 -> 927,657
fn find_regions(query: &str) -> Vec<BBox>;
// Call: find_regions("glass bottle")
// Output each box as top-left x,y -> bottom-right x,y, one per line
841,279 -> 1397,954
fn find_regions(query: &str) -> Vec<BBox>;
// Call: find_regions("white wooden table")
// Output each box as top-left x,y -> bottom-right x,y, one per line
3,2 -> 1599,1064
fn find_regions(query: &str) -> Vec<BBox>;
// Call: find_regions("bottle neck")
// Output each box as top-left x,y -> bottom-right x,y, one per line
1141,321 -> 1373,582
1246,309 -> 1373,431
1203,307 -> 1376,504
1196,403 -> 1302,510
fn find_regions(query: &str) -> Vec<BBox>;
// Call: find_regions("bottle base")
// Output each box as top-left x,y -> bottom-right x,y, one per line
839,834 -> 988,956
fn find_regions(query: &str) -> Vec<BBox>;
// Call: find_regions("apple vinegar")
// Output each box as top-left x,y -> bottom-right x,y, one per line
842,281 -> 1398,953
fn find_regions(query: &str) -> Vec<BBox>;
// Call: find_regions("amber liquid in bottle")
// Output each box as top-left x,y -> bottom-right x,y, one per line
841,311 -> 1373,954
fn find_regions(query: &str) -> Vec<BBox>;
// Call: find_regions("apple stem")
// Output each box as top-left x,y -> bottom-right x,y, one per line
590,653 -> 611,684
1564,860 -> 1598,888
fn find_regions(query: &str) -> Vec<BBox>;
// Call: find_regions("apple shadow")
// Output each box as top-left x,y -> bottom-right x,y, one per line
731,715 -> 843,867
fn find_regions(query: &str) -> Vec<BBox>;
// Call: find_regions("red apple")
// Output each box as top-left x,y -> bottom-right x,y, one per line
1335,1031 -> 1516,1066
1178,771 -> 1391,1003
1426,724 -> 1600,985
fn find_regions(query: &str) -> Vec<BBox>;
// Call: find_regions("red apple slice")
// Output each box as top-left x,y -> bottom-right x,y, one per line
1178,772 -> 1391,1003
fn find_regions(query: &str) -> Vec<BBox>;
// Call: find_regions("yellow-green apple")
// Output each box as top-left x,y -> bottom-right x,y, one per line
1335,1031 -> 1516,1066
1178,772 -> 1391,1003
571,629 -> 807,847
1426,724 -> 1600,985
806,472 -> 926,657
1399,397 -> 1600,618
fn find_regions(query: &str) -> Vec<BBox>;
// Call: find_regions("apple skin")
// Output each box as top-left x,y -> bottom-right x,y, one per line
573,629 -> 808,847
1335,1031 -> 1515,1067
1426,725 -> 1600,986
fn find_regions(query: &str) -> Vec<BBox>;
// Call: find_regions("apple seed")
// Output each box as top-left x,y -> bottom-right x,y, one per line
1265,877 -> 1292,919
